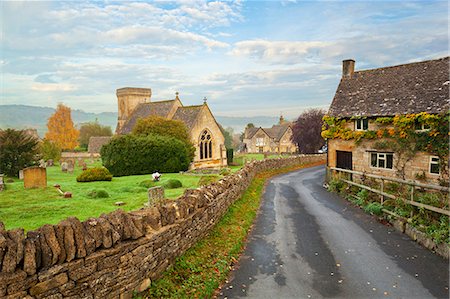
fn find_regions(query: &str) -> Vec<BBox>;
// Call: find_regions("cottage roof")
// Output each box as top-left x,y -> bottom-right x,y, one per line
88,136 -> 112,153
172,105 -> 204,130
265,124 -> 291,142
328,57 -> 450,117
245,127 -> 260,139
120,100 -> 177,134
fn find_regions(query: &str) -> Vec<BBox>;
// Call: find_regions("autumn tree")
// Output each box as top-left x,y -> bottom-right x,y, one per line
45,104 -> 79,150
78,121 -> 112,148
0,129 -> 40,177
291,108 -> 326,154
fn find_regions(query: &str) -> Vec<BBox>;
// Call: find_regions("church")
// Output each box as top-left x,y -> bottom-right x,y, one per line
115,87 -> 227,169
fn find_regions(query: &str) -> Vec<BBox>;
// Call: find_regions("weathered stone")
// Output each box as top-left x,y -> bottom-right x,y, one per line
2,235 -> 18,273
392,219 -> 405,233
7,228 -> 24,266
7,274 -> 37,295
147,186 -> 165,206
0,221 -> 5,232
105,210 -> 126,240
53,224 -> 66,264
61,162 -> 68,172
38,228 -> 53,269
23,238 -> 37,275
435,243 -> 449,259
123,212 -> 143,240
0,270 -> 27,286
68,261 -> 97,281
4,290 -> 27,299
41,225 -> 61,266
67,217 -> 86,258
30,273 -> 68,296
0,231 -> 7,269
59,220 -> 76,262
38,263 -> 68,282
23,166 -> 47,188
27,230 -> 43,270
46,159 -> 54,167
97,217 -> 113,248
136,278 -> 151,293
129,214 -> 144,237
83,218 -> 103,249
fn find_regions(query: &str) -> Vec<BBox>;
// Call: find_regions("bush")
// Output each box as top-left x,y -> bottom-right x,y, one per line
198,175 -> 218,187
226,148 -> 234,164
364,202 -> 383,215
120,186 -> 147,193
328,179 -> 344,193
101,134 -> 193,176
139,180 -> 156,188
86,189 -> 109,198
39,139 -> 61,161
76,167 -> 113,182
163,179 -> 182,189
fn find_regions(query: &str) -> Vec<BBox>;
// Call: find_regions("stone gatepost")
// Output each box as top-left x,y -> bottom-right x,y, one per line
147,186 -> 165,206
0,174 -> 4,191
23,167 -> 47,189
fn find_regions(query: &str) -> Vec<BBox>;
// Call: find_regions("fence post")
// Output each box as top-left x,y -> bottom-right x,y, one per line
380,179 -> 384,205
410,185 -> 415,218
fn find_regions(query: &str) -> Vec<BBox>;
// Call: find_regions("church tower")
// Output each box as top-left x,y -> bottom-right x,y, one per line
116,87 -> 152,133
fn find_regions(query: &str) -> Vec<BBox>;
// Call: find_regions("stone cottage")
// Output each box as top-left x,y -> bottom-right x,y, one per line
325,57 -> 449,183
115,87 -> 227,169
243,116 -> 297,154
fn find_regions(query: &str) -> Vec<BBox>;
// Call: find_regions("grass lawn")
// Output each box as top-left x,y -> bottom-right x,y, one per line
0,161 -> 208,231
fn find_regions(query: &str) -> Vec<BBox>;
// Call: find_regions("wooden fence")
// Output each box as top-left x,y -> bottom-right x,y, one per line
329,167 -> 450,217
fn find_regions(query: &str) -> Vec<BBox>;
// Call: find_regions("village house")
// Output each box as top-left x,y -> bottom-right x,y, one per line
325,57 -> 449,184
115,87 -> 227,169
243,116 -> 297,154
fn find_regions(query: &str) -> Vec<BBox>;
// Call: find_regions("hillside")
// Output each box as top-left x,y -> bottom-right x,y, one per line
0,105 -> 282,138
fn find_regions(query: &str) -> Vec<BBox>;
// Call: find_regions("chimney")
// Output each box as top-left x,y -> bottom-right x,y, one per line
342,59 -> 355,79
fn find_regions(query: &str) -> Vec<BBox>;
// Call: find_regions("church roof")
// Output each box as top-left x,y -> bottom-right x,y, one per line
119,100 -> 177,134
172,105 -> 204,130
88,136 -> 112,153
329,57 -> 450,117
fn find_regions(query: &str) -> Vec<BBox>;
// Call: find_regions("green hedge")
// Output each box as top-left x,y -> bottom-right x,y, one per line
226,148 -> 234,164
76,167 -> 113,182
100,134 -> 193,176
163,179 -> 182,189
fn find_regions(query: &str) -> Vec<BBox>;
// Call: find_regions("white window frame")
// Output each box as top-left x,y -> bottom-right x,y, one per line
256,137 -> 265,146
355,118 -> 369,131
370,152 -> 394,169
429,156 -> 440,175
415,123 -> 431,132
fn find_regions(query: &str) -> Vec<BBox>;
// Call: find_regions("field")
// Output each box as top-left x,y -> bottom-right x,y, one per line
0,161 -> 207,231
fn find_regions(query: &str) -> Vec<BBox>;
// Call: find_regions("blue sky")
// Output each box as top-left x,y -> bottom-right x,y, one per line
0,0 -> 447,119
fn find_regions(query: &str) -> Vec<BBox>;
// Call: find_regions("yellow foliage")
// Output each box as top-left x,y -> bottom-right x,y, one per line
45,103 -> 79,150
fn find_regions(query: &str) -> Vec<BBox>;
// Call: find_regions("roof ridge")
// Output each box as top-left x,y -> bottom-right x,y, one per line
141,99 -> 176,105
355,56 -> 449,74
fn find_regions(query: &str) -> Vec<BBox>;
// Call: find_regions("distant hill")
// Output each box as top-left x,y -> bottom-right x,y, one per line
0,105 -> 282,138
0,105 -> 117,138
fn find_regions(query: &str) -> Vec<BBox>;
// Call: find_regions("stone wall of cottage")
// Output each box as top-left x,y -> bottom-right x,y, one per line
0,155 -> 325,299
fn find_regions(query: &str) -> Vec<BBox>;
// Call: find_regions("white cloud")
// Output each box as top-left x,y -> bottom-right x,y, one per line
31,82 -> 76,92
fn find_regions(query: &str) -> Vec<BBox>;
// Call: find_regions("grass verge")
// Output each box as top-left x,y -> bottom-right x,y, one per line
140,160 -> 324,299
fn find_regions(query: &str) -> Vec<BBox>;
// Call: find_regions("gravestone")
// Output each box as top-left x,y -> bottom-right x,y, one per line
23,167 -> 47,189
147,186 -> 165,206
67,161 -> 74,174
61,162 -> 68,173
39,159 -> 46,168
78,158 -> 85,167
82,162 -> 87,171
46,159 -> 54,167
19,170 -> 24,180
0,174 -> 4,191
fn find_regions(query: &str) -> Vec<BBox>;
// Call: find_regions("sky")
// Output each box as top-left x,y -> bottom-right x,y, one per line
0,0 -> 448,119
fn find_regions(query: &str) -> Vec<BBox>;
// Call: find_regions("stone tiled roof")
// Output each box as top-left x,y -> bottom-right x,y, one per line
88,136 -> 112,153
329,57 -> 450,117
120,100 -> 177,134
172,105 -> 204,130
265,124 -> 291,142
245,127 -> 260,139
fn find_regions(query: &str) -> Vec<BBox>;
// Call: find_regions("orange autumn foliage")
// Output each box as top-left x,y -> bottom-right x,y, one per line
45,103 -> 79,150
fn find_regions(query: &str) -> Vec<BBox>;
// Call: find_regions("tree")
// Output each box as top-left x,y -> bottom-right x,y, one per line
0,129 -> 40,177
132,115 -> 195,158
218,124 -> 234,149
45,104 -> 79,150
292,109 -> 326,154
78,121 -> 112,148
39,139 -> 61,161
240,123 -> 255,142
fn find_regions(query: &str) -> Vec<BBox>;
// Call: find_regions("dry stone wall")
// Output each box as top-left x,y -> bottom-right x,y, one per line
0,155 -> 325,299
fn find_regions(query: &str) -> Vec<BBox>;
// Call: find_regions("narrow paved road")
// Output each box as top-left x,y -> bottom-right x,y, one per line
219,165 -> 448,299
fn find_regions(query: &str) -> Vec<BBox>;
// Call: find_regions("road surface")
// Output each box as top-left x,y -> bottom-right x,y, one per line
219,165 -> 449,299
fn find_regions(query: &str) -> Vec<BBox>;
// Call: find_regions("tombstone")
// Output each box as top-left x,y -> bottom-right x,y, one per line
78,158 -> 85,167
61,162 -> 68,173
19,170 -> 24,180
46,159 -> 54,167
67,161 -> 74,174
82,162 -> 87,171
23,167 -> 47,189
147,186 -> 165,206
39,159 -> 46,168
0,174 -> 4,191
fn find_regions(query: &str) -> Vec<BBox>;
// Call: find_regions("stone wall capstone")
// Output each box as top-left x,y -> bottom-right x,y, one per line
0,154 -> 325,299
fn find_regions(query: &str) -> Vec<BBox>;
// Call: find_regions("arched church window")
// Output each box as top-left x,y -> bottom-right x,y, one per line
199,130 -> 213,160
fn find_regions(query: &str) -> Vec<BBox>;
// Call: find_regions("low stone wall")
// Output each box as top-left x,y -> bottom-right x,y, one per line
0,154 -> 325,299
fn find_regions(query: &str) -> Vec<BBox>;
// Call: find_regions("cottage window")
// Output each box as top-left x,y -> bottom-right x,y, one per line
256,137 -> 265,146
199,130 -> 212,160
370,152 -> 393,169
355,118 -> 369,131
429,156 -> 440,174
415,122 -> 430,132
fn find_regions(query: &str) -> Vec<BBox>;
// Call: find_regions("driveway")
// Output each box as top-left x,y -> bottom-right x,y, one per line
219,165 -> 449,299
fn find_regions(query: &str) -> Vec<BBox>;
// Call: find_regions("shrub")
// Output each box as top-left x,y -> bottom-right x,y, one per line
86,189 -> 109,198
328,179 -> 344,193
364,202 -> 383,215
39,139 -> 61,161
76,167 -> 113,182
198,175 -> 218,187
120,186 -> 147,193
139,180 -> 156,188
101,134 -> 193,176
163,179 -> 182,189
220,168 -> 231,176
226,148 -> 234,164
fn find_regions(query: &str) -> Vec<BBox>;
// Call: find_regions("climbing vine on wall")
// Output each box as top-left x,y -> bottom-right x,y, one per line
322,112 -> 449,179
